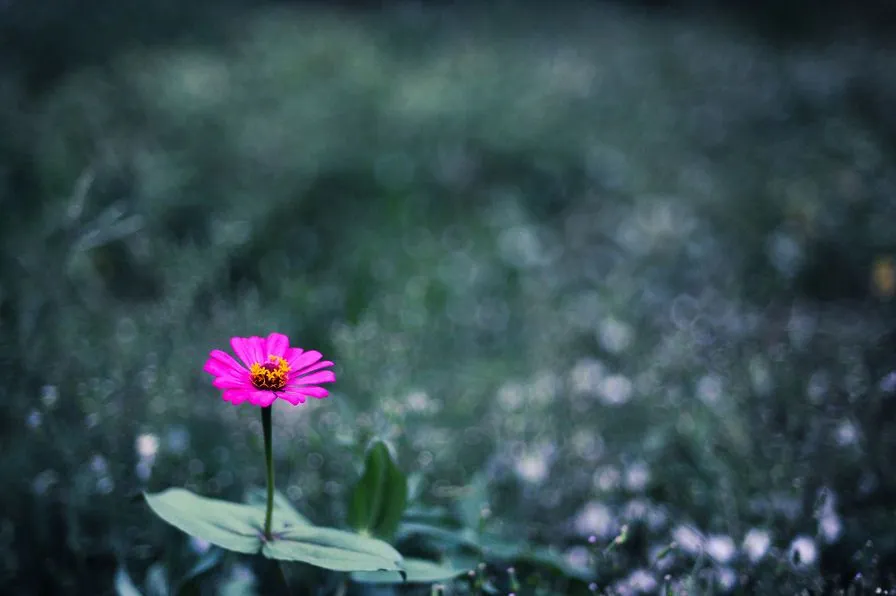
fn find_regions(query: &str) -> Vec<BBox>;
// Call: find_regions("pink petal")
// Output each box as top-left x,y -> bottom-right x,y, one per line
291,370 -> 336,386
283,347 -> 304,366
265,333 -> 289,359
204,350 -> 247,377
209,337 -> 335,408
213,375 -> 253,390
277,391 -> 306,406
305,386 -> 330,399
290,359 -> 334,377
246,336 -> 266,365
283,386 -> 330,400
230,337 -> 256,369
247,390 -> 277,407
222,389 -> 252,404
289,350 -> 323,372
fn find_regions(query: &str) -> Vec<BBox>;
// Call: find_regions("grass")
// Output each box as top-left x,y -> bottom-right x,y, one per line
1,2 -> 895,594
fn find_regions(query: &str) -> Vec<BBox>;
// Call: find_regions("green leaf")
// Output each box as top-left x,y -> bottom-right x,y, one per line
147,488 -> 405,574
403,503 -> 456,526
262,525 -> 405,573
244,487 -> 312,527
351,558 -> 468,585
397,522 -> 520,559
144,489 -> 264,554
446,553 -> 480,575
115,567 -> 143,596
478,533 -> 525,559
400,521 -> 587,581
347,440 -> 408,540
396,522 -> 479,550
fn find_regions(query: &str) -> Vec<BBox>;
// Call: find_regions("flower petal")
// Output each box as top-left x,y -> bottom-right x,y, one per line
284,347 -> 304,365
265,333 -> 289,359
230,337 -> 256,369
283,386 -> 329,400
247,336 -> 266,365
222,389 -> 252,404
289,350 -> 323,372
204,350 -> 247,377
290,359 -> 334,377
247,390 -> 277,407
305,386 -> 331,399
213,375 -> 253,390
277,391 -> 306,406
209,337 -> 335,408
291,370 -> 336,386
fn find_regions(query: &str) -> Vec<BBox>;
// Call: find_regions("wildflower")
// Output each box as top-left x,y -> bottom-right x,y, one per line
672,525 -> 704,555
716,567 -> 737,592
788,535 -> 817,566
204,333 -> 335,406
515,453 -> 550,484
136,433 -> 160,460
564,546 -> 590,569
742,528 -> 770,562
515,443 -> 554,484
624,461 -> 650,492
597,374 -> 633,405
705,534 -> 736,564
624,569 -> 657,594
26,410 -> 42,429
598,317 -> 633,354
574,501 -> 615,539
819,514 -> 842,543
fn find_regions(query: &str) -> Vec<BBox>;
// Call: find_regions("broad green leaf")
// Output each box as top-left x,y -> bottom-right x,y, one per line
396,522 -> 479,549
244,487 -> 312,527
147,488 -> 404,574
262,525 -> 405,573
351,558 -> 468,585
144,489 -> 263,554
398,521 -> 530,561
115,567 -> 143,596
403,503 -> 456,526
447,553 -> 480,575
478,533 -> 525,559
347,440 -> 408,540
400,521 -> 586,581
397,522 -> 520,559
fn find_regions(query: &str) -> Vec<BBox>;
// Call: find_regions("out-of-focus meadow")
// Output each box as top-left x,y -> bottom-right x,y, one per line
2,1 -> 896,594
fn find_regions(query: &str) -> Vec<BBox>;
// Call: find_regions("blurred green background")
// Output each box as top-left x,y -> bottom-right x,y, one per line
2,0 -> 896,594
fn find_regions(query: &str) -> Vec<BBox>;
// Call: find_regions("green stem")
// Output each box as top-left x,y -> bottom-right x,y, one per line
262,405 -> 274,540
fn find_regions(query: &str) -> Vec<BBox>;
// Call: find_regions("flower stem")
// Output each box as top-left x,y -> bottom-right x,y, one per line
262,405 -> 274,540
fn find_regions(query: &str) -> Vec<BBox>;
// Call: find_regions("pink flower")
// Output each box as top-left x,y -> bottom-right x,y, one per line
204,333 -> 336,406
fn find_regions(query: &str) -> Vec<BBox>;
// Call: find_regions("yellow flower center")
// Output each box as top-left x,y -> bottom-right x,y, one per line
250,356 -> 290,391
